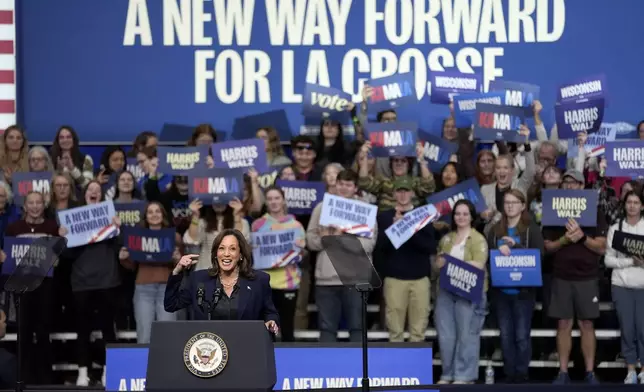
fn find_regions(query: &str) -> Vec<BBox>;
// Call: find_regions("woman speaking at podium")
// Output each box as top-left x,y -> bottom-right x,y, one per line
164,228 -> 280,334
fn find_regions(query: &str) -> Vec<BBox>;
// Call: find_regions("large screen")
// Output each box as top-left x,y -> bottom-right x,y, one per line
16,0 -> 644,142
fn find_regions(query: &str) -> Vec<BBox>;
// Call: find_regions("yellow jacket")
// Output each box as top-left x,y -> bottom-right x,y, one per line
438,229 -> 489,292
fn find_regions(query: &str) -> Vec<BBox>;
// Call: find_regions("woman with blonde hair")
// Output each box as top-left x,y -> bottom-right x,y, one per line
0,125 -> 29,183
257,127 -> 292,166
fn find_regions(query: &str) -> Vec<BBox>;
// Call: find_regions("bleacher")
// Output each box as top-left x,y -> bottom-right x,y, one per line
0,299 -> 628,384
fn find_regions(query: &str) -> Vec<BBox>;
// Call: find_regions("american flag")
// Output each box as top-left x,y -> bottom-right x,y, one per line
0,0 -> 15,132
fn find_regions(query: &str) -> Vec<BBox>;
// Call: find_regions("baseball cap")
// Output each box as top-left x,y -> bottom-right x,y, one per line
392,177 -> 413,191
562,169 -> 585,184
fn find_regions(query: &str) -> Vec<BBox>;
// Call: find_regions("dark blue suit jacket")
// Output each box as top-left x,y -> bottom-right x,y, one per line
164,269 -> 279,324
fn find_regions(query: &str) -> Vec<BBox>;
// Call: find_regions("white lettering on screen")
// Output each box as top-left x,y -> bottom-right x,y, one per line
121,0 -> 567,102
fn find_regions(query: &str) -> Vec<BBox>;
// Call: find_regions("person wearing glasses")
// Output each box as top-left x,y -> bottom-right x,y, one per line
290,136 -> 323,182
486,189 -> 544,383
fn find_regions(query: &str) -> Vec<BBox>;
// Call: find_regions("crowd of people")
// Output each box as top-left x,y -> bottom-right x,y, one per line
0,89 -> 643,388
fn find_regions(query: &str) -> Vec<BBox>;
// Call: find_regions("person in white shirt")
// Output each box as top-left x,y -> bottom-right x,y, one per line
605,191 -> 644,384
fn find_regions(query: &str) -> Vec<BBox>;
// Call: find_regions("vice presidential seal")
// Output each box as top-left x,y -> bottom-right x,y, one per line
183,332 -> 229,378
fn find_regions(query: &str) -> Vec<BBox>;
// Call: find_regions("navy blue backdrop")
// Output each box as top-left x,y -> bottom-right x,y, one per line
16,0 -> 644,144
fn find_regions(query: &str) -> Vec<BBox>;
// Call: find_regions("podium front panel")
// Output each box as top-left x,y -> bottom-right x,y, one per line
146,320 -> 276,392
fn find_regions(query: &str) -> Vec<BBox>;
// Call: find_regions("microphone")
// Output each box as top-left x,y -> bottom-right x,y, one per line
196,283 -> 205,308
212,287 -> 222,308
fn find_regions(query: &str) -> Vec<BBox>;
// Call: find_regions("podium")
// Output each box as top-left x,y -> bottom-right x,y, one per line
146,320 -> 276,392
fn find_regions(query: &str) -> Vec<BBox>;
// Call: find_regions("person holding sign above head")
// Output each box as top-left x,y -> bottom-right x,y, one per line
486,189 -> 544,384
58,180 -> 124,387
142,150 -> 191,234
434,199 -> 488,385
375,177 -> 436,343
118,201 -> 183,344
357,141 -> 435,211
137,146 -> 172,197
251,186 -> 306,342
187,124 -> 218,169
543,170 -> 607,385
604,191 -> 644,384
164,229 -> 279,334
1,191 -> 60,385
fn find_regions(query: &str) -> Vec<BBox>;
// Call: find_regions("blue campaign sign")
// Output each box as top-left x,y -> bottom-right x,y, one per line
605,141 -> 644,178
452,92 -> 505,128
418,131 -> 458,173
541,189 -> 599,227
430,70 -> 482,105
188,168 -> 245,205
17,1 -> 644,143
57,201 -> 118,248
426,178 -> 487,222
211,139 -> 269,173
366,72 -> 418,113
302,84 -> 352,121
489,80 -> 540,108
114,201 -> 146,227
490,249 -> 543,288
555,97 -> 605,138
258,165 -> 289,190
1,237 -> 55,277
122,226 -> 175,263
474,103 -> 527,143
557,74 -> 608,104
439,255 -> 484,304
275,179 -> 325,215
365,122 -> 418,158
157,146 -> 210,176
104,344 -> 435,391
126,158 -> 144,182
11,172 -> 52,206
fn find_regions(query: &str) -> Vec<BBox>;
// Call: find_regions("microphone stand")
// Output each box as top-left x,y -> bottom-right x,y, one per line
202,288 -> 222,321
14,290 -> 25,392
356,283 -> 373,392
